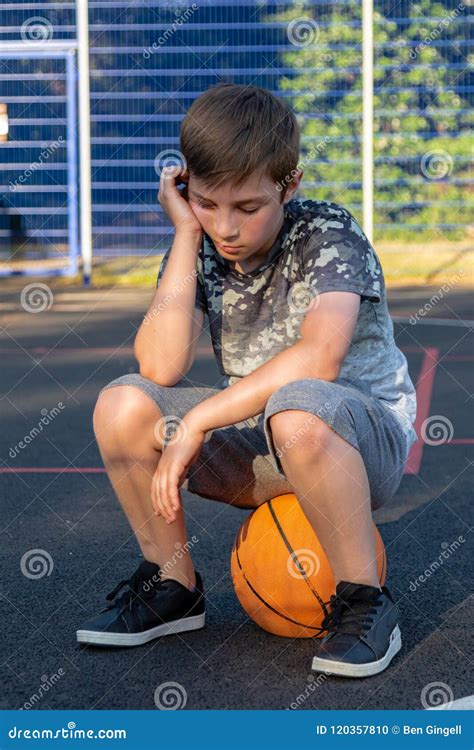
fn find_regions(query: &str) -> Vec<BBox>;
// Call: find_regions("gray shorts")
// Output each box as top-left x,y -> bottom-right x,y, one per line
99,374 -> 408,511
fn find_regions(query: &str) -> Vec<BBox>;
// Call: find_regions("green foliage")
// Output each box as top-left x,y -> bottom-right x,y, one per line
268,1 -> 473,241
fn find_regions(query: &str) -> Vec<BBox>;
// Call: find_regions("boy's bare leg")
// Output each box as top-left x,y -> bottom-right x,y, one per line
270,410 -> 379,588
93,386 -> 196,591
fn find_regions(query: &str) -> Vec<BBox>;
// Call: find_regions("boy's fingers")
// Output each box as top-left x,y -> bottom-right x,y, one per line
153,473 -> 164,517
150,475 -> 156,511
167,468 -> 181,511
164,466 -> 176,508
161,166 -> 179,187
151,473 -> 160,513
156,472 -> 164,515
162,481 -> 174,521
159,472 -> 174,521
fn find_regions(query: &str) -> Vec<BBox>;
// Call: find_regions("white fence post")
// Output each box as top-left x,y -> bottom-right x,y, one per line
362,0 -> 374,244
77,0 -> 93,285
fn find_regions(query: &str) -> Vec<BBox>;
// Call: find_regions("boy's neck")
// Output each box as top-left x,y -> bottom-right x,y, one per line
229,258 -> 262,274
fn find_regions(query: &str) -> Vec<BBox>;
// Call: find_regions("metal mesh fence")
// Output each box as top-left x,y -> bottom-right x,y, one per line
0,0 -> 472,266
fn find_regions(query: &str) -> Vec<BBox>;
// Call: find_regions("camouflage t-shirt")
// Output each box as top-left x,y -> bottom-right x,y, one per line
156,198 -> 418,458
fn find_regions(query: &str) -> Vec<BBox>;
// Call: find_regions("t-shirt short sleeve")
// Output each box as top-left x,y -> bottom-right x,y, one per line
156,247 -> 208,314
300,205 -> 382,303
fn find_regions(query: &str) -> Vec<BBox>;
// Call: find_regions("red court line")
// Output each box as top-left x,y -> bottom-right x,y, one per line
3,345 -> 468,477
404,347 -> 440,476
0,467 -> 106,473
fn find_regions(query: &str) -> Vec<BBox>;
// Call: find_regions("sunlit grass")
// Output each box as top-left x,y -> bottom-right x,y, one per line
1,241 -> 471,289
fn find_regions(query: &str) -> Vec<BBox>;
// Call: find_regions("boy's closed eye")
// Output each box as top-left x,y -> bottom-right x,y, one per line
196,200 -> 259,215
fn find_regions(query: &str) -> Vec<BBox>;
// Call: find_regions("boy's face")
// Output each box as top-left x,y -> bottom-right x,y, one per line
186,169 -> 302,265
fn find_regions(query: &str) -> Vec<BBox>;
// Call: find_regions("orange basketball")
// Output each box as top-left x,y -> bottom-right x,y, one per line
230,493 -> 386,638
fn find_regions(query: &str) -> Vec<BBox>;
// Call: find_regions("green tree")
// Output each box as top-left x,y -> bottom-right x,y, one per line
269,0 -> 473,241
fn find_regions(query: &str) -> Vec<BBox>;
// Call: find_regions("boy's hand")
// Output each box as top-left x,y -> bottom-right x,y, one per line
158,166 -> 203,236
151,419 -> 206,523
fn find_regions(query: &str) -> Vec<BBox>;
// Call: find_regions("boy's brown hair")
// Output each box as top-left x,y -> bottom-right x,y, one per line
180,82 -> 300,200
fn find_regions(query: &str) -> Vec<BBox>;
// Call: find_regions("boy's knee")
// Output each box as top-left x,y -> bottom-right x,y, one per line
269,408 -> 334,459
93,385 -> 161,443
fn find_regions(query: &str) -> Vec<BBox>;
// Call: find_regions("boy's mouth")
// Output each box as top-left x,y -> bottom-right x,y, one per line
217,243 -> 242,254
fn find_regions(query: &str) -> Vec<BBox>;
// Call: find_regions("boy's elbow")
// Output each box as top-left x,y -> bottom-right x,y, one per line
137,363 -> 183,387
134,347 -> 182,387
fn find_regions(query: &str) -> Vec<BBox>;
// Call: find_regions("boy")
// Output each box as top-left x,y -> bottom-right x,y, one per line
77,83 -> 417,678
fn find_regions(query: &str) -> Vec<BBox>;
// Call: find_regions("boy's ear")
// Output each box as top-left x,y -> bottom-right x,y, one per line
283,169 -> 304,202
293,168 -> 304,188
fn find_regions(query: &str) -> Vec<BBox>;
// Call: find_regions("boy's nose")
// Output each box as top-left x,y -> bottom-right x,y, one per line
215,217 -> 239,240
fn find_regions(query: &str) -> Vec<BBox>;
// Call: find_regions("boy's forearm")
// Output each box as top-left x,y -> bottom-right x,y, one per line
134,229 -> 202,383
185,341 -> 338,433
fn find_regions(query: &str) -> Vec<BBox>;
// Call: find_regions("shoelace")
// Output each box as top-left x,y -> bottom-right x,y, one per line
321,589 -> 383,637
105,565 -> 164,614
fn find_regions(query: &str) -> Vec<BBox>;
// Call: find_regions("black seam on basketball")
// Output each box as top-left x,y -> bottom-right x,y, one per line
234,535 -> 324,634
267,498 -> 329,617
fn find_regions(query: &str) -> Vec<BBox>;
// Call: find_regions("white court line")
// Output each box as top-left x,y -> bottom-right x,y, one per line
427,695 -> 474,710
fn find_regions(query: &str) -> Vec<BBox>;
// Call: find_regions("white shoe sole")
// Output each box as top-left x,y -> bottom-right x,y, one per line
311,625 -> 402,678
76,612 -> 205,646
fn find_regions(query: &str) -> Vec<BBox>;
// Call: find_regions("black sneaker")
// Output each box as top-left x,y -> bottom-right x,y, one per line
311,581 -> 401,678
76,560 -> 205,647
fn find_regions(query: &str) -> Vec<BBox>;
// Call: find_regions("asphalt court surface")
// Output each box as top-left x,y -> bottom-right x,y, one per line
0,283 -> 472,710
